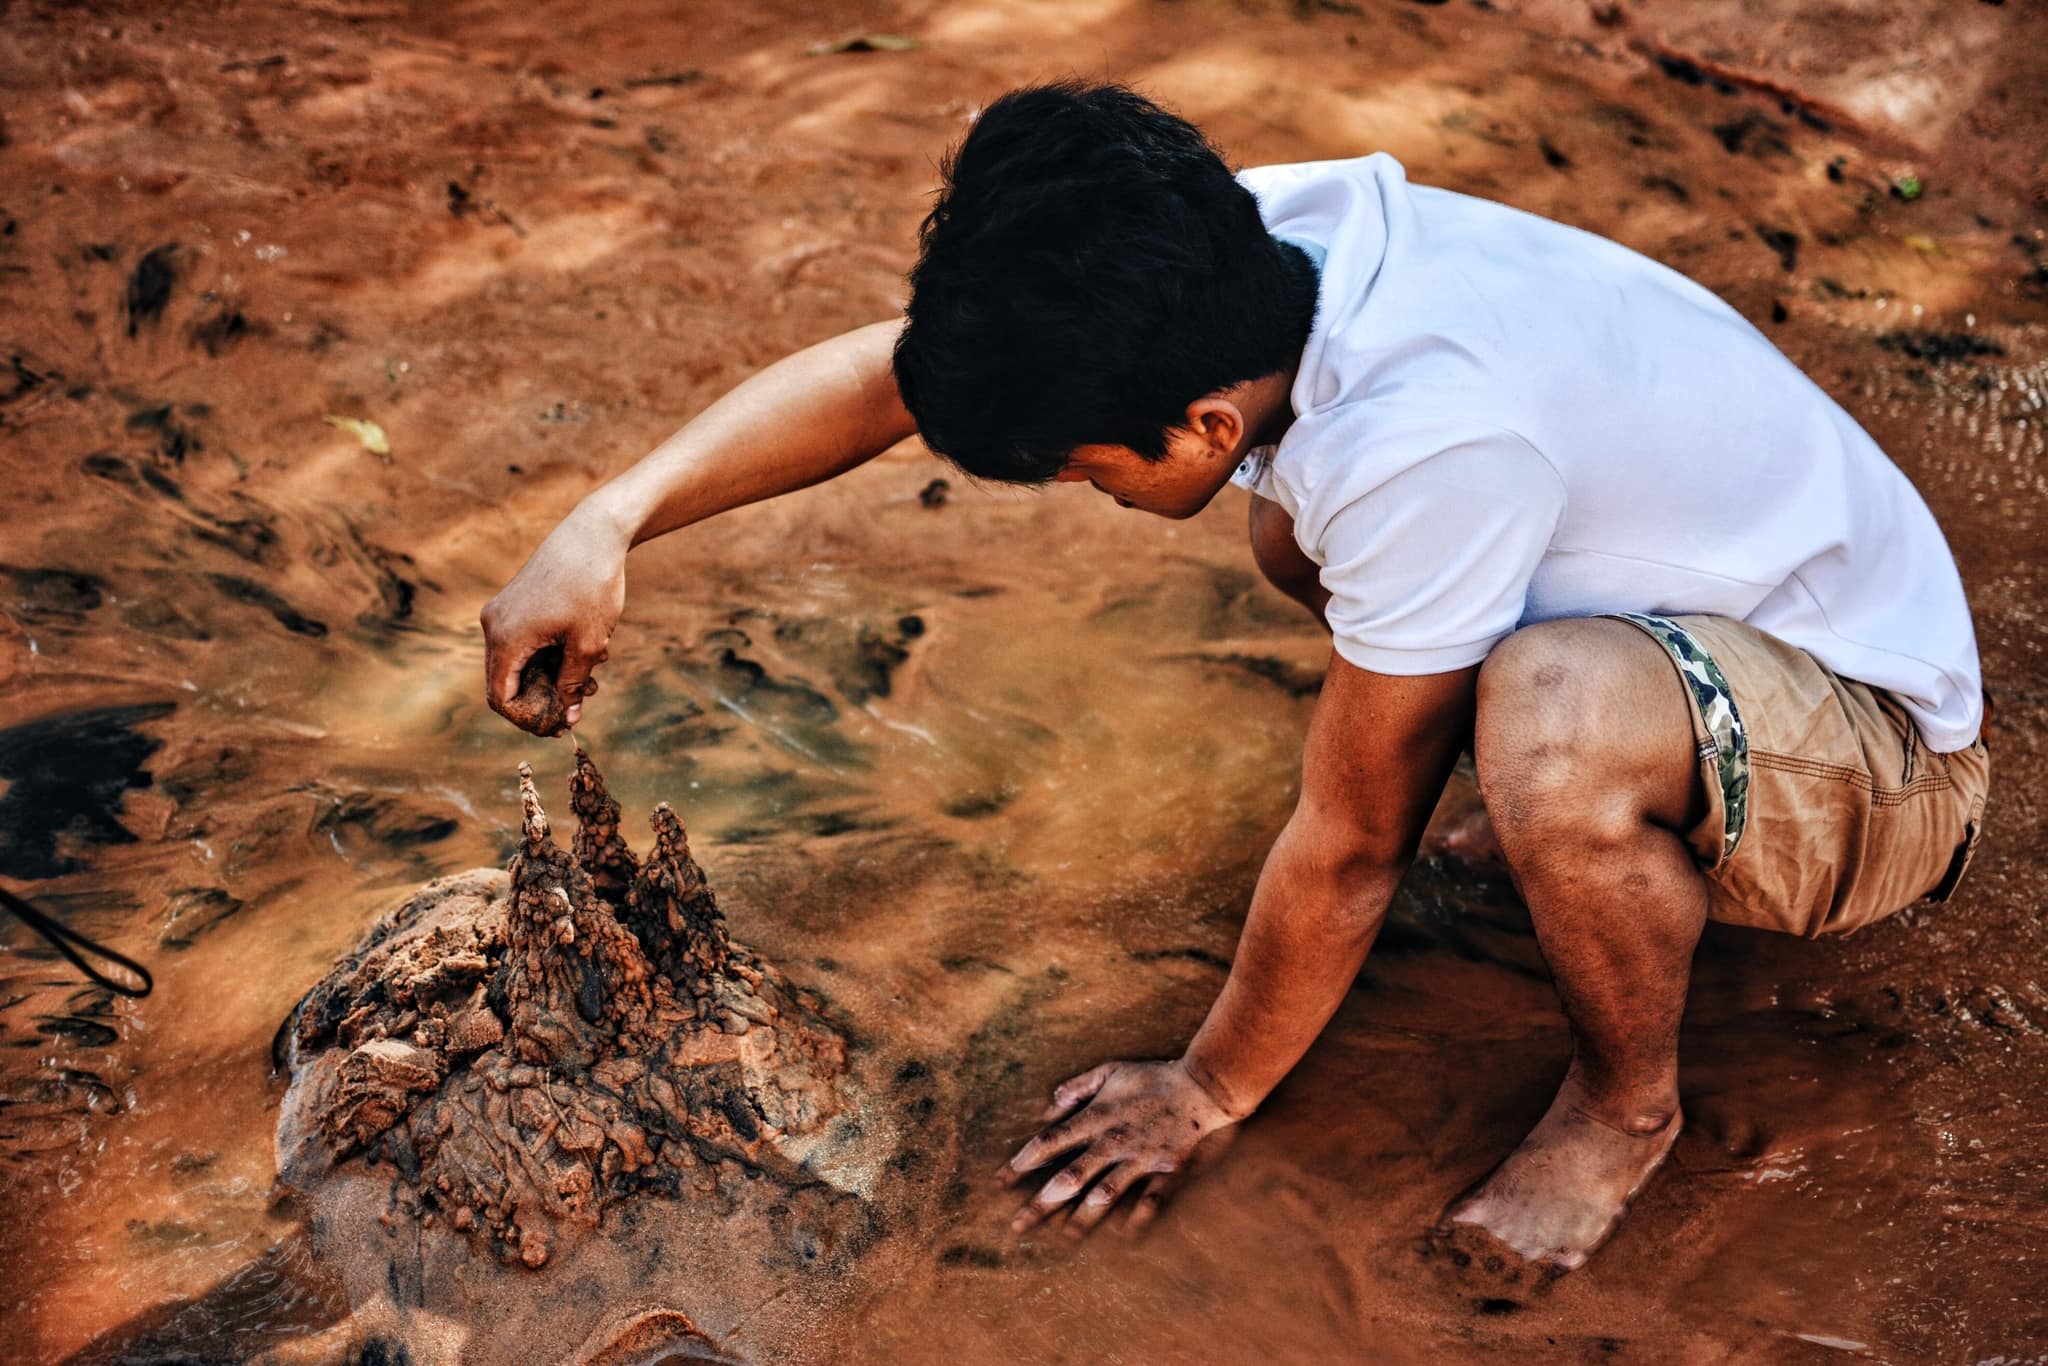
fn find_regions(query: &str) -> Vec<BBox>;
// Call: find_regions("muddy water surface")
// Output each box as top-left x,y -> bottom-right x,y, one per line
2,0 -> 2046,1361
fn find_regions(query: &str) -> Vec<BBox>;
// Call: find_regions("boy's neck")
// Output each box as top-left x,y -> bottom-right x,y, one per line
1238,365 -> 1302,452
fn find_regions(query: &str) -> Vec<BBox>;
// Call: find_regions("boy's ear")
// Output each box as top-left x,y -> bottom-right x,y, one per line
1183,393 -> 1246,458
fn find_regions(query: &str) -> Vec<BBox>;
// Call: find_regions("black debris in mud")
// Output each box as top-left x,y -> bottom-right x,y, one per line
1876,331 -> 2008,364
1755,225 -> 1800,272
0,702 -> 176,879
208,573 -> 330,638
124,243 -> 178,336
125,402 -> 202,463
3,563 -> 104,621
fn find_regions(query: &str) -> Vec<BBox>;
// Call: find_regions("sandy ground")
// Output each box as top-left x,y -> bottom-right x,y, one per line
2,0 -> 2045,1361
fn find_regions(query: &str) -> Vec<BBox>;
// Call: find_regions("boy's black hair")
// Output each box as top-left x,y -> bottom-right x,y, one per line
893,81 -> 1319,485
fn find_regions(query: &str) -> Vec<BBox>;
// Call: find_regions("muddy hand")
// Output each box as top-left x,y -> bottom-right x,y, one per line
503,644 -> 578,737
481,503 -> 628,735
999,1058 -> 1240,1238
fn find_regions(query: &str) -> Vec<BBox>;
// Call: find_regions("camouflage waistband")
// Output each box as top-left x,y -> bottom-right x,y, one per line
1607,613 -> 1750,863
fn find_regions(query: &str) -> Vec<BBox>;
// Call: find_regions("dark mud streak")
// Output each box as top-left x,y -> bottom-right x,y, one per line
1711,112 -> 1790,158
1755,225 -> 1800,272
159,886 -> 247,949
940,787 -> 1016,820
126,403 -> 201,463
1130,946 -> 1234,972
3,563 -> 104,621
1645,42 -> 1844,134
1161,650 -> 1324,699
192,305 -> 256,356
34,1016 -> 118,1047
2,353 -> 55,407
347,529 -> 434,632
0,702 -> 175,880
55,1233 -> 352,1362
1876,331 -> 2007,364
304,789 -> 461,855
123,243 -> 177,337
208,573 -> 329,638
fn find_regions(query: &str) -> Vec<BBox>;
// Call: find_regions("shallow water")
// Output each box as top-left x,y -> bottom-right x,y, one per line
3,0 -> 2046,1361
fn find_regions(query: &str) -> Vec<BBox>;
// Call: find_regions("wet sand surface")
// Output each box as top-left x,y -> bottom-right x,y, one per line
2,0 -> 2045,1360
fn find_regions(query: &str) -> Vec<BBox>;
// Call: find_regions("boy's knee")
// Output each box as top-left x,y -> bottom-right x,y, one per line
1475,622 -> 1641,833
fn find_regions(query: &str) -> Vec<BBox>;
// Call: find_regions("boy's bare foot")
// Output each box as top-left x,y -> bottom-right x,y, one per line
1447,1077 -> 1680,1270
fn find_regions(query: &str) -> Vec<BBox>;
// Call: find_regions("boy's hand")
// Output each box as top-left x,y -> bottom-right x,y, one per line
999,1058 -> 1242,1238
481,502 -> 630,734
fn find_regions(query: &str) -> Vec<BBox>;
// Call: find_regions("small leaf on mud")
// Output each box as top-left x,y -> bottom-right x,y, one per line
1904,234 -> 1941,256
1890,174 -> 1924,201
324,414 -> 390,456
806,33 -> 922,55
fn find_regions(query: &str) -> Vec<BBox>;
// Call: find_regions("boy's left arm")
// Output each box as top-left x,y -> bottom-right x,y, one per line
1002,654 -> 1479,1235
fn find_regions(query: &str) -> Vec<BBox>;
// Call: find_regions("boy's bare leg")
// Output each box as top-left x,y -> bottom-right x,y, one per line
1449,618 -> 1711,1269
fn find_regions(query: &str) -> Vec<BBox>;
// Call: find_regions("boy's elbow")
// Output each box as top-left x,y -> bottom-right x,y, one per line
1275,808 -> 1410,924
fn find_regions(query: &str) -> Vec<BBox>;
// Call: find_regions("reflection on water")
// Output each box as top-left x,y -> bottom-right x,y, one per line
3,0 -> 2046,1360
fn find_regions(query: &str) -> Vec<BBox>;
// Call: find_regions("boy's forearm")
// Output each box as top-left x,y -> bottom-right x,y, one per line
582,318 -> 917,547
1181,817 -> 1405,1119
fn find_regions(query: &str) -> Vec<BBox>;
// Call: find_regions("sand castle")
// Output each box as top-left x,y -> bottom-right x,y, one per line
276,752 -> 865,1271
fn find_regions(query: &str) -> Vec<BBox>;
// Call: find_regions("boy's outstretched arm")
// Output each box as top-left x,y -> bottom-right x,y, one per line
481,319 -> 916,731
1002,656 -> 1478,1236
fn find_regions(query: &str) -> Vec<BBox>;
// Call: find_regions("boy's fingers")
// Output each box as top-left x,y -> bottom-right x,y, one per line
1013,1152 -> 1112,1234
555,647 -> 603,725
1041,1062 -> 1116,1122
554,657 -> 595,701
1064,1163 -> 1136,1238
998,1111 -> 1101,1184
1123,1171 -> 1181,1234
486,641 -> 528,710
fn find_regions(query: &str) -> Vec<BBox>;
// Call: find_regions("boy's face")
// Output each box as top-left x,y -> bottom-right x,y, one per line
1054,388 -> 1271,520
1055,436 -> 1239,520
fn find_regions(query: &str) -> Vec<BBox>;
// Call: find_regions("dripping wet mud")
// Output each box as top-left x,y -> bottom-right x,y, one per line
3,0 -> 2046,1361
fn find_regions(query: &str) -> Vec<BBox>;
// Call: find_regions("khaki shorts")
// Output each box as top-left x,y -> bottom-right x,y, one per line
1607,613 -> 1990,937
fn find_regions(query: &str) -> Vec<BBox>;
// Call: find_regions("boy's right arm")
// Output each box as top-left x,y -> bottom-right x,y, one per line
480,318 -> 917,732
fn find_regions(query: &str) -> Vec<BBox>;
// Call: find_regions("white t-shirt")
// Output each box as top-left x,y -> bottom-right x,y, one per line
1233,154 -> 1983,751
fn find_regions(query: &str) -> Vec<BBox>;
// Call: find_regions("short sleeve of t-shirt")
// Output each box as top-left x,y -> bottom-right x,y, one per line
1305,425 -> 1567,676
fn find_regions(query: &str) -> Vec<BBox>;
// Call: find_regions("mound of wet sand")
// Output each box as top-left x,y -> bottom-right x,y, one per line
274,753 -> 892,1360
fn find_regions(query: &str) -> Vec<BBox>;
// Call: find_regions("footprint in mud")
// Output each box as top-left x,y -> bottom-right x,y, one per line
1414,1220 -> 1559,1301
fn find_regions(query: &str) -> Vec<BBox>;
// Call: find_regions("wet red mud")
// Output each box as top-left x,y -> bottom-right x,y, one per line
2,0 -> 2046,1362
